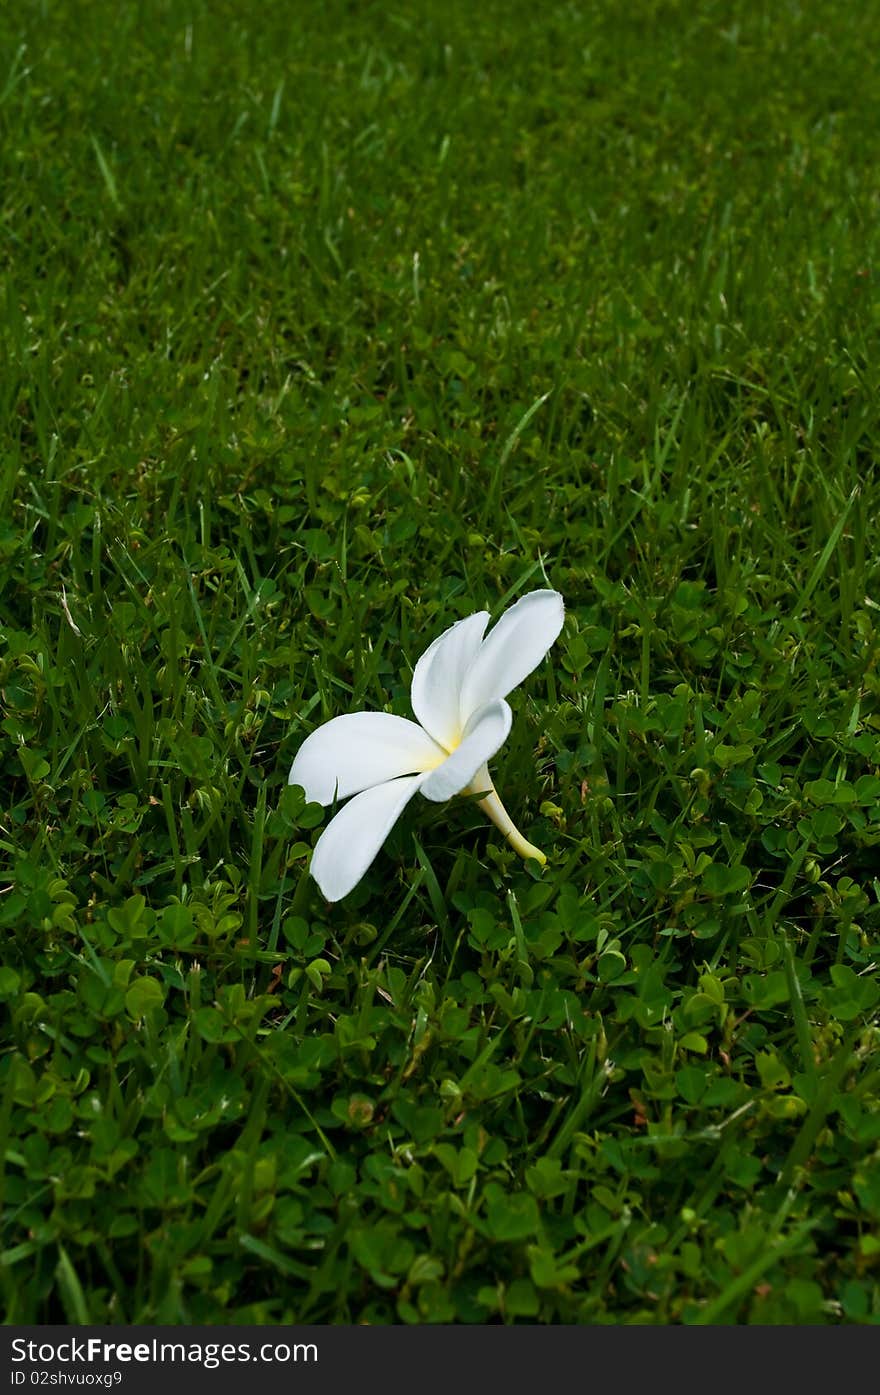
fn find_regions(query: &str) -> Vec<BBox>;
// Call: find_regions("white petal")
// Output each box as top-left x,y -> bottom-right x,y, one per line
310,774 -> 426,901
459,589 -> 564,726
410,609 -> 489,751
289,712 -> 443,805
419,699 -> 512,803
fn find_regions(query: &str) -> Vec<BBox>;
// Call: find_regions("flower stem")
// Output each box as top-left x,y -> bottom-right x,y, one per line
464,764 -> 546,866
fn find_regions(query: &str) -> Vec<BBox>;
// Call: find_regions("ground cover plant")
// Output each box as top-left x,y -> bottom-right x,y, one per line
1,0 -> 879,1325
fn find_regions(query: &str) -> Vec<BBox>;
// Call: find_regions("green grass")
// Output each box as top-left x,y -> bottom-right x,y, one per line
2,0 -> 880,1325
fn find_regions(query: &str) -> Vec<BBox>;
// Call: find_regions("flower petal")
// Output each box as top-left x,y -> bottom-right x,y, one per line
309,774 -> 426,901
289,712 -> 443,806
410,609 -> 489,750
419,699 -> 512,802
459,589 -> 564,726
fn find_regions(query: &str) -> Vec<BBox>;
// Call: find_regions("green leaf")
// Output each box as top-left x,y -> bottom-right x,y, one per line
124,977 -> 165,1018
0,967 -> 22,1000
701,862 -> 751,896
18,748 -> 50,782
485,1190 -> 540,1242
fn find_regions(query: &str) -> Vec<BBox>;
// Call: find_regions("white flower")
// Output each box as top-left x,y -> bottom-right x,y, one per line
289,589 -> 564,902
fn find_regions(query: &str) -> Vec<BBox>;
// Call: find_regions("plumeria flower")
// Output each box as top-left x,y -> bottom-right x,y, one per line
289,589 -> 564,902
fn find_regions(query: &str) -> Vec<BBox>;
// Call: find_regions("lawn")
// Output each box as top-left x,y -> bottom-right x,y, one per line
2,0 -> 880,1325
